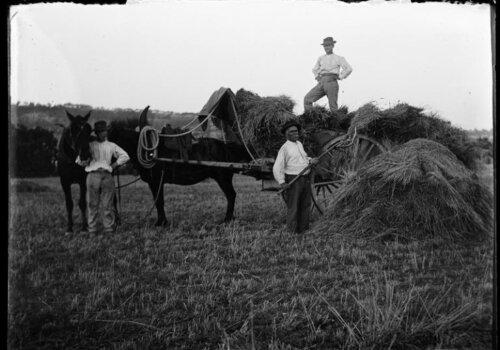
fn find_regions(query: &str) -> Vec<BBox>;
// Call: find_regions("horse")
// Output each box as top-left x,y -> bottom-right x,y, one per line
105,108 -> 252,226
56,111 -> 92,234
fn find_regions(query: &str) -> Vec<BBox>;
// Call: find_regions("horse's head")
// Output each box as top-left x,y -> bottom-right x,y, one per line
107,118 -> 140,164
107,106 -> 150,155
67,110 -> 91,133
64,110 -> 92,162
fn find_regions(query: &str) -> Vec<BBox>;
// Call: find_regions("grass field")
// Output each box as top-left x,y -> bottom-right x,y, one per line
8,165 -> 494,349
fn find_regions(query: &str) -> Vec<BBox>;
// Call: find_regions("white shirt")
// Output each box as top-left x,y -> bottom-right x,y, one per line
273,140 -> 311,185
312,53 -> 353,80
76,140 -> 130,173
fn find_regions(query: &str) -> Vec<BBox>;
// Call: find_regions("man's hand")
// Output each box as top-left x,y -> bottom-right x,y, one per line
111,163 -> 118,170
279,183 -> 289,194
77,159 -> 89,167
309,158 -> 319,166
279,182 -> 289,200
315,76 -> 321,82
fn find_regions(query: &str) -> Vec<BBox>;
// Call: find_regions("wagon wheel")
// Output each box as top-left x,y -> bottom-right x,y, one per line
310,134 -> 387,215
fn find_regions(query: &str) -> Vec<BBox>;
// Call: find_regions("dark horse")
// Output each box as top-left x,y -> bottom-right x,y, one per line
106,108 -> 252,226
56,111 -> 92,234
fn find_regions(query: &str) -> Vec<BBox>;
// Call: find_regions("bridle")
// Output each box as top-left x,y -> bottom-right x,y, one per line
67,122 -> 90,159
68,124 -> 85,152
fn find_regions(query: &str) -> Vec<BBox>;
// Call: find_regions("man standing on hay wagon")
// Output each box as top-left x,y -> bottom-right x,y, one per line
304,36 -> 353,112
273,120 -> 318,234
77,121 -> 130,236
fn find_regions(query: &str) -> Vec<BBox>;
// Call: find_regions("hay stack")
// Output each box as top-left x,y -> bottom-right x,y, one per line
299,105 -> 354,132
293,106 -> 354,156
313,139 -> 492,243
299,106 -> 337,131
348,103 -> 480,169
234,88 -> 297,158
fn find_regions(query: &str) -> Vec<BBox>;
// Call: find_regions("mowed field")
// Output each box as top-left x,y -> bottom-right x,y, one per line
8,164 -> 494,349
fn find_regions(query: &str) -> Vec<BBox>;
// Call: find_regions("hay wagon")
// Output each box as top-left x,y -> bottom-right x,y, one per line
137,88 -> 387,215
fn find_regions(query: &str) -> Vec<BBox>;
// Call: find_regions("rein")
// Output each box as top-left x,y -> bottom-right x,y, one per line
108,124 -> 167,226
113,166 -> 141,225
115,174 -> 142,189
113,163 -> 165,226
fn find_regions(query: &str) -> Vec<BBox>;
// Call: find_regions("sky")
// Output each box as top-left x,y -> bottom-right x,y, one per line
9,0 -> 493,130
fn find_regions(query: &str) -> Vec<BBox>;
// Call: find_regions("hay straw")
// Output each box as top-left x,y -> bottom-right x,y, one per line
233,92 -> 479,172
312,139 -> 492,243
234,88 -> 297,158
348,103 -> 480,169
298,105 -> 355,158
299,105 -> 354,133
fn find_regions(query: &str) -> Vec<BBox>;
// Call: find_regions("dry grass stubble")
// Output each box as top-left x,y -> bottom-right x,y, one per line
8,172 -> 494,349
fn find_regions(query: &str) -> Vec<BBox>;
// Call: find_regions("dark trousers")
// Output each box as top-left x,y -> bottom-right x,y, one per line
283,174 -> 312,234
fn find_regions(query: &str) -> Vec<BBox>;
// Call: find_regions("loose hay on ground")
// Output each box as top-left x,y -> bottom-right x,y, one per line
312,139 -> 493,243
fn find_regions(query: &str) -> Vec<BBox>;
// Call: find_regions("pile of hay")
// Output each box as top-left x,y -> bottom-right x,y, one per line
298,106 -> 355,156
299,105 -> 354,133
234,88 -> 297,157
348,103 -> 480,169
312,139 -> 493,243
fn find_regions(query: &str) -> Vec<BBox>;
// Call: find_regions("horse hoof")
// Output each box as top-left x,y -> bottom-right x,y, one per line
155,219 -> 169,227
217,218 -> 233,225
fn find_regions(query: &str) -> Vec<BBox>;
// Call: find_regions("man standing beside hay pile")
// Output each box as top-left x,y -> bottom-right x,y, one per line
273,120 -> 318,234
304,36 -> 353,112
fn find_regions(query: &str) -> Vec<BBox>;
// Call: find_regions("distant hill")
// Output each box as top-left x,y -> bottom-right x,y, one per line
10,102 -> 493,142
466,129 -> 493,141
9,103 -> 198,140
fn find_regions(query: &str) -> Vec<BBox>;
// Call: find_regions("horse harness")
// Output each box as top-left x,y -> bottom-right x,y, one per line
66,125 -> 87,154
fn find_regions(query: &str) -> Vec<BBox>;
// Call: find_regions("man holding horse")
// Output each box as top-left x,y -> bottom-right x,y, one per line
77,120 -> 130,235
273,120 -> 318,234
304,36 -> 353,112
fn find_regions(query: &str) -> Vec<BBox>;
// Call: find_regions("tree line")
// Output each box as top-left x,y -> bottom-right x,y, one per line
9,103 -> 196,178
9,103 -> 493,178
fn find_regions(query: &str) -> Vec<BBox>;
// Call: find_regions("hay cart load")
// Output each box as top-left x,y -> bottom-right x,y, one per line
136,87 -> 387,214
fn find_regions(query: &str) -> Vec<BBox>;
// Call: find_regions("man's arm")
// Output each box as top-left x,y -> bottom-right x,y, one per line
312,57 -> 322,80
272,147 -> 286,186
75,155 -> 89,167
338,56 -> 353,80
111,144 -> 130,169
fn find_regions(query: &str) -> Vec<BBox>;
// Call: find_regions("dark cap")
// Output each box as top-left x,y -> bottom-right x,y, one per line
321,37 -> 336,46
281,120 -> 302,134
93,120 -> 108,132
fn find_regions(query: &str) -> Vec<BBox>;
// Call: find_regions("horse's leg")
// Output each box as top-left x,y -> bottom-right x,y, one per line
113,192 -> 121,227
78,179 -> 88,232
213,172 -> 236,223
60,179 -> 74,233
148,180 -> 168,226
